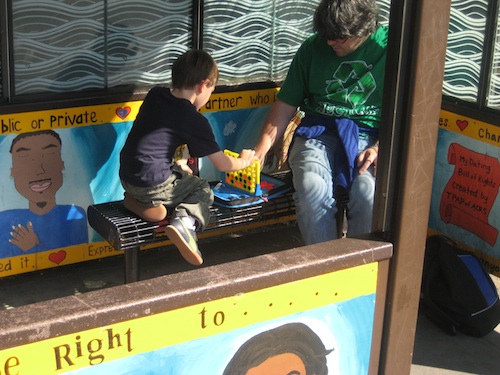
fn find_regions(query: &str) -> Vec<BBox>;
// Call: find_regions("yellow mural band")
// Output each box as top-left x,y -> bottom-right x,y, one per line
440,109 -> 500,146
0,262 -> 377,373
0,243 -> 121,278
0,88 -> 279,135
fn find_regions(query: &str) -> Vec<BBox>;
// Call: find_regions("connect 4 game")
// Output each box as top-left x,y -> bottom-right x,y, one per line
211,150 -> 292,208
223,149 -> 262,195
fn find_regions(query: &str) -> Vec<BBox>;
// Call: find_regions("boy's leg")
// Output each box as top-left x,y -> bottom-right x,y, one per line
165,167 -> 213,230
123,193 -> 167,222
121,179 -> 169,222
163,167 -> 213,265
122,170 -> 211,265
164,216 -> 203,265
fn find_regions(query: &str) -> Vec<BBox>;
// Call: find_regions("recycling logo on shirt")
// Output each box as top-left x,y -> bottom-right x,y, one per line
325,61 -> 376,108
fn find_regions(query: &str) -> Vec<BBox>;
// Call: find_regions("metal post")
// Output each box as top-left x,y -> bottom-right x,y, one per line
376,0 -> 452,373
124,247 -> 140,283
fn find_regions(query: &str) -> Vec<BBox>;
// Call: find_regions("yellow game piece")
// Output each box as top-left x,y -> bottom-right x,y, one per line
224,149 -> 261,195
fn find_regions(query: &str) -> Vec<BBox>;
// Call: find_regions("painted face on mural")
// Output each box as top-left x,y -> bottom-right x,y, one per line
246,353 -> 308,375
222,323 -> 330,375
10,132 -> 64,214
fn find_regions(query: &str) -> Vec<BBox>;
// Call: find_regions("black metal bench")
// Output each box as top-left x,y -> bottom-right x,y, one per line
87,172 -> 296,283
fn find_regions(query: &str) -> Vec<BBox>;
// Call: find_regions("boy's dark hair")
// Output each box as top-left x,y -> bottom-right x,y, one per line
171,49 -> 219,89
313,0 -> 379,40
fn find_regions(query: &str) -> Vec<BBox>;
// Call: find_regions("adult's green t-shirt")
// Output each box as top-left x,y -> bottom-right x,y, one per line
277,25 -> 388,129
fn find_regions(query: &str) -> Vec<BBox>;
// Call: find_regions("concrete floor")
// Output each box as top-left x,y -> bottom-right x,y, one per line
1,223 -> 499,374
411,275 -> 500,375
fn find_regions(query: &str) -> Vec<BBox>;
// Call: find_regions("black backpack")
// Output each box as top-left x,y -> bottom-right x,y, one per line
420,235 -> 500,337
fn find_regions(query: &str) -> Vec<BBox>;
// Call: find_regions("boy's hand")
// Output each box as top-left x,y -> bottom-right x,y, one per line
175,159 -> 193,174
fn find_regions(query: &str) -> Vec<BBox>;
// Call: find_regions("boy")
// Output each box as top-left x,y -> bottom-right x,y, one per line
119,50 -> 255,266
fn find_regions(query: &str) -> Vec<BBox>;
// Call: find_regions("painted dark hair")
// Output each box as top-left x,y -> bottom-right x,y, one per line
171,49 -> 219,89
9,130 -> 62,153
313,0 -> 379,40
222,323 -> 333,375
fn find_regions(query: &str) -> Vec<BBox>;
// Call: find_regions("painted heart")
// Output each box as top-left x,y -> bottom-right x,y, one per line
116,106 -> 131,119
49,250 -> 66,265
456,119 -> 469,131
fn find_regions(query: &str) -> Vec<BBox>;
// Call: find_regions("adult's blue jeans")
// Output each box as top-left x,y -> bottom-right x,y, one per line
288,131 -> 376,245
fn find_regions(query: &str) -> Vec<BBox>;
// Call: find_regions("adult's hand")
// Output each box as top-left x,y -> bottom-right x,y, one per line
357,145 -> 378,174
253,100 -> 297,169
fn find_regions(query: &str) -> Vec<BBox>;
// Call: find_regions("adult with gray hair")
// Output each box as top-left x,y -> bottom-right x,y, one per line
254,0 -> 387,244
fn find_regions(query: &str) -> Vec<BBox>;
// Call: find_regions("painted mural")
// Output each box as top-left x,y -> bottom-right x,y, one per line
1,130 -> 88,257
429,110 -> 500,276
0,263 -> 378,375
0,88 -> 277,278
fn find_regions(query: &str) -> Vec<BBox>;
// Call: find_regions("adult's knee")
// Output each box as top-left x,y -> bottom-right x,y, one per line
293,169 -> 332,199
350,171 -> 375,204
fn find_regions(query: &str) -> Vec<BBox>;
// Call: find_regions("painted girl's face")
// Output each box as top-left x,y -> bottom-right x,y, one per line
245,353 -> 308,375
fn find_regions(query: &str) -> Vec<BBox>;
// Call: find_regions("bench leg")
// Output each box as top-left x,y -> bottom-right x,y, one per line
124,247 -> 140,283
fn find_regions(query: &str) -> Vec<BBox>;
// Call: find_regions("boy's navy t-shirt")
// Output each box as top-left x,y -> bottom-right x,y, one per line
120,86 -> 220,187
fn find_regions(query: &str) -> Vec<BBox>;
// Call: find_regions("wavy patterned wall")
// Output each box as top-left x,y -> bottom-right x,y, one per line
203,0 -> 317,84
488,5 -> 500,108
9,0 -> 392,95
12,0 -> 191,95
443,0 -> 487,103
0,42 -> 2,95
378,0 -> 390,25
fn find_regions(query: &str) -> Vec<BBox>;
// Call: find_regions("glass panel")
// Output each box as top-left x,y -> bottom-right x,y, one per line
12,0 -> 191,95
0,37 -> 2,97
487,4 -> 500,109
442,0 -> 488,103
13,0 -> 106,94
12,0 -> 104,95
378,0 -> 391,26
203,0 -> 318,86
107,0 -> 191,87
9,0 -> 391,96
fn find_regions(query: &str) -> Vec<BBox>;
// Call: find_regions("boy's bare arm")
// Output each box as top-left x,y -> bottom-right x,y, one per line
208,149 -> 256,172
